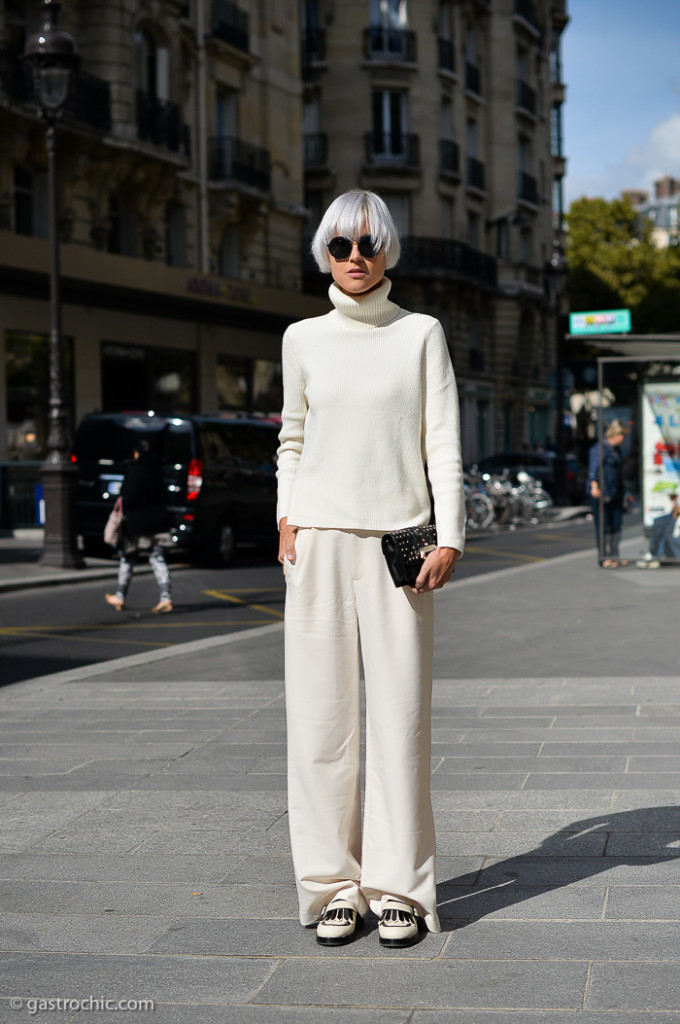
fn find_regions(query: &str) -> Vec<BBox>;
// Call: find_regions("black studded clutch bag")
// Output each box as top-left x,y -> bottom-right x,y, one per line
381,524 -> 438,588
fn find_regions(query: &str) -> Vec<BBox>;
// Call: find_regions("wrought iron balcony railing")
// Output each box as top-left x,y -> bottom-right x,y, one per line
136,90 -> 187,153
208,136 -> 271,191
363,26 -> 416,63
518,170 -> 538,205
439,139 -> 460,176
438,38 -> 455,73
394,236 -> 497,288
465,61 -> 482,95
212,0 -> 249,52
516,79 -> 536,115
467,156 -> 486,192
364,132 -> 420,169
303,132 -> 328,168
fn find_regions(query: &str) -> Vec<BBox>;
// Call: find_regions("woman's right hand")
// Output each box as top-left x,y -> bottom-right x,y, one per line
278,517 -> 298,568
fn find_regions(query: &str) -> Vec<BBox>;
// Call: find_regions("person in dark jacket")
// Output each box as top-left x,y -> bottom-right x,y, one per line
105,439 -> 172,612
587,419 -> 628,567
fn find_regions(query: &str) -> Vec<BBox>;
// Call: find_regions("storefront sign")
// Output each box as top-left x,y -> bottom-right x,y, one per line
641,381 -> 680,527
186,276 -> 253,306
569,309 -> 631,335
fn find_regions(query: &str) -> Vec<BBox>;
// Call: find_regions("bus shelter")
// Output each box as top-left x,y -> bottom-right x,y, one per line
566,333 -> 680,563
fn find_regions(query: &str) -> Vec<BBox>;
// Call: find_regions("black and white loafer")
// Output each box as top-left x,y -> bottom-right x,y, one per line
316,899 -> 361,946
378,899 -> 420,948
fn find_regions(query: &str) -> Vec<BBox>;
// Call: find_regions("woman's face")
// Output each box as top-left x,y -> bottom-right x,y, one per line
328,223 -> 386,296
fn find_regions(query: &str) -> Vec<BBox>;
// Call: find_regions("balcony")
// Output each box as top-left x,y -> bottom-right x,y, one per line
364,132 -> 420,170
212,0 -> 249,52
514,0 -> 542,37
136,90 -> 188,154
438,38 -> 456,74
467,156 -> 486,192
1,48 -> 112,131
363,26 -> 417,64
304,132 -> 328,169
394,236 -> 497,288
302,28 -> 327,78
439,139 -> 460,177
518,170 -> 538,205
465,61 -> 482,96
208,136 -> 271,191
516,79 -> 536,116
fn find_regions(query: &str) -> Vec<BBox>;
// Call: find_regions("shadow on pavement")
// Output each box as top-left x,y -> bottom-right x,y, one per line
438,807 -> 680,927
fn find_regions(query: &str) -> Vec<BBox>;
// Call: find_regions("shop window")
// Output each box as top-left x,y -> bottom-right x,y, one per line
101,342 -> 196,413
217,355 -> 282,414
5,330 -> 73,460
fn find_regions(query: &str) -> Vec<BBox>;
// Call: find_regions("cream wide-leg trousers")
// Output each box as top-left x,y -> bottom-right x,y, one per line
284,527 -> 440,933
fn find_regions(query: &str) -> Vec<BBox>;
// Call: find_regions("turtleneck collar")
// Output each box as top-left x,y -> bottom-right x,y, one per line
328,277 -> 400,329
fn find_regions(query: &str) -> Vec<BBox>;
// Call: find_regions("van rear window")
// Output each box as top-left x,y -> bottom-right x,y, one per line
73,418 -> 193,465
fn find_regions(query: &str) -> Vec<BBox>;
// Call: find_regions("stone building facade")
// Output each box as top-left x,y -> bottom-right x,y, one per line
0,0 -> 568,515
301,0 -> 568,460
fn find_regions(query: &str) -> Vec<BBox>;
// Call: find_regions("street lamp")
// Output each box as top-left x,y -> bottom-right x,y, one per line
23,0 -> 83,568
548,237 -> 569,506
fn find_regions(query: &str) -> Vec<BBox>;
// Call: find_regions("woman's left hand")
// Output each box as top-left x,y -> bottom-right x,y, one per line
410,547 -> 461,594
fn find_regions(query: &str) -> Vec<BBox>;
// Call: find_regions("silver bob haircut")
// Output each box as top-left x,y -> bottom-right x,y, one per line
310,189 -> 401,273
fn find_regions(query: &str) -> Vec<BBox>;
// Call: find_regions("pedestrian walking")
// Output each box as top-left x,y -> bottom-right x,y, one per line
277,189 -> 465,947
105,438 -> 172,613
587,419 -> 628,567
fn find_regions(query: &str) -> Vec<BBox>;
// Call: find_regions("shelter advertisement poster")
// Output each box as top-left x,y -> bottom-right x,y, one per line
642,382 -> 680,528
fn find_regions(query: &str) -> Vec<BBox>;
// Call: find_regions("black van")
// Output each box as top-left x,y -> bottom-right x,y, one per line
73,412 -> 280,564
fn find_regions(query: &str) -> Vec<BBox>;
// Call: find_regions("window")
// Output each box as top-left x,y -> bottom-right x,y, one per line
383,192 -> 411,235
216,87 -> 237,138
440,97 -> 453,141
516,46 -> 529,84
372,90 -> 408,159
441,196 -> 454,239
439,0 -> 453,41
466,118 -> 478,158
370,0 -> 408,27
6,331 -> 74,460
135,26 -> 169,100
217,355 -> 283,413
467,211 -> 480,250
496,219 -> 509,259
165,204 -> 185,267
107,195 -> 138,257
519,227 -> 532,264
101,342 -> 196,412
219,225 -> 239,278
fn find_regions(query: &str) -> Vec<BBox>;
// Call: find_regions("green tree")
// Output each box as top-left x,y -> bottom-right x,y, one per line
566,195 -> 680,333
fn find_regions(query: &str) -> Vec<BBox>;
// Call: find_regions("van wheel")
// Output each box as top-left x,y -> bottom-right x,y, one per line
213,521 -> 236,566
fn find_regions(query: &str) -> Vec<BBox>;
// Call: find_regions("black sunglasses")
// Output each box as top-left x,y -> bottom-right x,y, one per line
327,234 -> 381,260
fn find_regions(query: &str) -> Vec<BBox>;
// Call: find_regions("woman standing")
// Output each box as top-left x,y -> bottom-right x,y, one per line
105,439 -> 173,613
277,190 -> 465,947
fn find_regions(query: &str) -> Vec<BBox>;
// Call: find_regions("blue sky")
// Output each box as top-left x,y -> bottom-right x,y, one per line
563,0 -> 680,207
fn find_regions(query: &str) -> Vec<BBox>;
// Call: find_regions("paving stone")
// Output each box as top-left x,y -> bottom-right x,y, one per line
434,756 -> 626,773
0,913 -> 171,954
0,855 -> 243,883
432,810 -> 497,831
468,855 -> 680,886
63,882 -> 299,919
147,917 -> 447,958
432,743 -> 541,757
540,741 -> 680,756
72,1010 -> 411,1024
411,1013 -> 680,1024
430,791 -> 614,810
587,962 -> 680,1011
442,920 -> 680,960
437,883 -> 606,923
523,773 -> 680,789
0,881 -> 84,913
253,959 -> 589,1009
431,775 -> 528,791
605,833 -> 680,857
435,830 -> 606,857
0,953 -> 279,1005
132,774 -> 288,792
220,855 -> 297,884
493,810 -> 612,833
605,885 -> 680,920
134,826 -> 291,856
628,756 -> 680,771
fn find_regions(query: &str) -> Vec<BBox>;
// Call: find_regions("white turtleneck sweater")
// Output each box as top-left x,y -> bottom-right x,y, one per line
276,278 -> 466,553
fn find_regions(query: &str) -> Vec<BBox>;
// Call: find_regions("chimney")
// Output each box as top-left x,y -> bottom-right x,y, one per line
655,175 -> 680,199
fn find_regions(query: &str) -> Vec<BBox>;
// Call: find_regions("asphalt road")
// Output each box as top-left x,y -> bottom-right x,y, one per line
0,514 -> 638,687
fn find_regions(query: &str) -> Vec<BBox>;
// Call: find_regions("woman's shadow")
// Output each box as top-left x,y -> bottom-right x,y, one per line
437,806 -> 680,928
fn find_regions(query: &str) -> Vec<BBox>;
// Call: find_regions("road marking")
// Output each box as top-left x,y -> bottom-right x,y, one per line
464,545 -> 546,563
204,589 -> 285,620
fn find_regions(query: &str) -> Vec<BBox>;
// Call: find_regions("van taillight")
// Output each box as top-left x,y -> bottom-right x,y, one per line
187,458 -> 203,501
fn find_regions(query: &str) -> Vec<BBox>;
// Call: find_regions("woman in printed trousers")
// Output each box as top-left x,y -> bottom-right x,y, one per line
277,190 -> 465,947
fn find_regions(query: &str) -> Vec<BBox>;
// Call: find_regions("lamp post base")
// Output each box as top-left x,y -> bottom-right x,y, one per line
39,461 -> 85,569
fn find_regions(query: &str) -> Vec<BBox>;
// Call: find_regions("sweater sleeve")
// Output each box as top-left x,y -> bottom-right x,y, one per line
276,328 -> 307,525
422,321 -> 466,553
